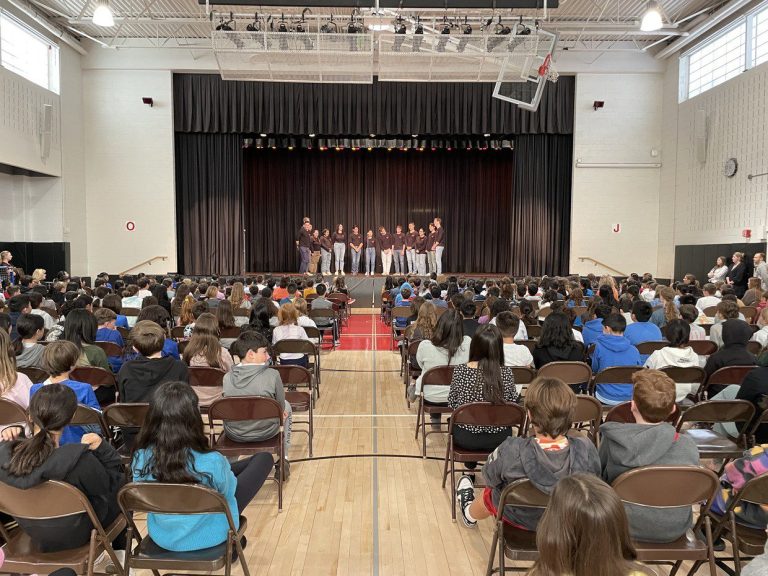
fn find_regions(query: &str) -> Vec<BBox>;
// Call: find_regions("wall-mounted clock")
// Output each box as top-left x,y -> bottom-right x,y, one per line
724,157 -> 738,178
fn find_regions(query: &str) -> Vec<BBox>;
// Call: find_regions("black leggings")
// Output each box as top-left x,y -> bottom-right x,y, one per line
231,453 -> 274,513
453,427 -> 513,470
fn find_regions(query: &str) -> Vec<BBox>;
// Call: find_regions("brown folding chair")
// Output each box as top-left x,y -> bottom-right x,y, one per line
676,400 -> 755,467
405,340 -> 423,407
741,306 -> 758,324
514,340 -> 537,354
219,327 -> 240,339
536,361 -> 592,394
589,366 -> 644,406
703,473 -> 768,575
178,340 -> 189,354
612,466 -> 719,576
415,365 -> 455,457
103,403 -> 150,467
187,366 -> 226,412
525,324 -> 542,339
208,396 -> 284,510
309,309 -> 338,349
274,365 -> 314,457
571,305 -> 588,318
118,482 -> 249,576
747,341 -> 763,355
747,408 -> 768,447
273,339 -> 320,398
0,480 -> 127,576
636,341 -> 669,355
485,479 -> 549,576
0,397 -> 30,434
117,326 -> 131,343
17,366 -> 48,383
572,395 -> 602,446
299,327 -> 322,388
605,401 -> 681,426
170,325 -> 187,340
40,306 -> 59,319
71,366 -> 118,397
703,306 -> 719,318
390,306 -> 412,351
442,402 -> 527,522
660,366 -> 708,406
93,341 -> 124,360
327,292 -> 350,326
688,340 -> 718,356
698,365 -> 756,400
510,366 -> 536,398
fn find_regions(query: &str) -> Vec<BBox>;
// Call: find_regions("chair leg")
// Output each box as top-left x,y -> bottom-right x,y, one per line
441,440 -> 450,488
224,533 -> 233,576
670,560 -> 682,575
235,531 -> 251,576
278,433 -> 284,512
309,402 -> 314,458
730,512 -> 741,574
450,443 -> 457,522
706,514 -> 717,576
415,399 -> 422,440
87,530 -> 97,576
422,411 -> 427,459
486,524 -> 500,576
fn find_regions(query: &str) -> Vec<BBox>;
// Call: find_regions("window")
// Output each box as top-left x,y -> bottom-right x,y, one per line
680,0 -> 768,101
0,12 -> 59,93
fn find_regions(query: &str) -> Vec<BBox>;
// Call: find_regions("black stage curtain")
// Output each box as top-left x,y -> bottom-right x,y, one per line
175,133 -> 243,275
242,134 -> 572,275
173,74 -> 574,136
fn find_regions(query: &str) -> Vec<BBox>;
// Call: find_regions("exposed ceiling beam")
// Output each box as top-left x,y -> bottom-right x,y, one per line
4,0 -> 87,54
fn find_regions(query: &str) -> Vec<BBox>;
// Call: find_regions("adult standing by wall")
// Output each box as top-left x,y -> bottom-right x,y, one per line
726,251 -> 748,298
379,227 -> 394,276
754,252 -> 768,291
405,222 -> 418,275
333,224 -> 346,276
0,251 -> 16,287
295,221 -> 312,275
393,225 -> 406,275
433,217 -> 445,276
426,223 -> 437,275
349,226 -> 363,276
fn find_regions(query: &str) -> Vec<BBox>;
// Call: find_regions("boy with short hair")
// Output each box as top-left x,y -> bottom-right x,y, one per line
95,307 -> 125,372
592,313 -> 642,405
32,340 -> 101,445
581,303 -> 613,348
456,377 -> 600,528
600,369 -> 699,542
623,300 -> 663,347
495,312 -> 534,367
15,313 -> 46,369
696,283 -> 721,313
226,332 -> 293,480
117,320 -> 188,403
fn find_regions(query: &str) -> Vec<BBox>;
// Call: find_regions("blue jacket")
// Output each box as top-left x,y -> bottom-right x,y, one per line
30,380 -> 101,445
582,319 -> 604,348
623,321 -> 663,347
592,334 -> 642,404
132,448 -> 239,552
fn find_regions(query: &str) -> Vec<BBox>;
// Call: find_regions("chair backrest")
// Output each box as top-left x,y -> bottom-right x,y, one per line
273,365 -> 313,388
117,326 -> 131,341
71,404 -> 111,439
94,341 -> 123,357
122,307 -> 140,317
592,366 -> 643,385
103,403 -> 150,428
573,395 -> 602,428
677,400 -> 756,430
408,340 -> 423,356
510,366 -> 537,385
302,326 -> 322,343
450,402 -> 526,431
233,308 -> 251,317
71,366 -> 117,388
605,401 -> 681,425
747,341 -> 763,355
703,306 -> 719,317
612,465 -> 718,509
421,365 -> 455,387
17,366 -> 48,384
391,306 -> 412,319
208,396 -> 283,424
219,327 -> 240,339
0,398 -> 29,429
571,305 -> 588,318
40,306 -> 59,319
660,366 -> 707,385
706,365 -> 755,387
731,473 -> 768,507
178,340 -> 189,354
187,366 -> 226,388
538,307 -> 554,319
741,306 -> 758,324
526,324 -> 542,339
688,340 -> 718,356
170,326 -> 187,339
273,338 -> 316,356
747,408 -> 768,442
0,480 -> 100,523
536,361 -> 592,387
327,292 -> 349,303
515,340 -> 537,353
636,341 -> 669,355
309,308 -> 337,320
494,478 -> 549,517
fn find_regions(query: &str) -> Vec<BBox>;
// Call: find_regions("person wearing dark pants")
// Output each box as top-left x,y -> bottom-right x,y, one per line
296,221 -> 313,275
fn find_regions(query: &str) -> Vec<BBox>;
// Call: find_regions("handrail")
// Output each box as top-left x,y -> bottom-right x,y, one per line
577,257 -> 627,277
119,256 -> 168,276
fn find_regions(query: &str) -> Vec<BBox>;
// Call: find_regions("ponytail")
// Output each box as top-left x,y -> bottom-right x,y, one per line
5,426 -> 56,477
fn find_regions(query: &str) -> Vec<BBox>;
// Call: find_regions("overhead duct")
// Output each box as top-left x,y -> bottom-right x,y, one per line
200,0 -> 557,8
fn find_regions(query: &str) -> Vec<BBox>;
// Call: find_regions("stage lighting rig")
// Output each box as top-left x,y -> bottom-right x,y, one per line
276,13 -> 289,51
412,17 -> 424,52
245,12 -> 263,32
455,16 -> 472,52
487,15 -> 511,51
214,11 -> 234,31
319,15 -> 338,33
392,15 -> 407,51
295,8 -> 314,50
436,14 -> 453,52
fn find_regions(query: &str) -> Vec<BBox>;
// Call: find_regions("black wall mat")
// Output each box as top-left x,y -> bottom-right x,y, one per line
674,242 -> 766,284
0,242 -> 70,279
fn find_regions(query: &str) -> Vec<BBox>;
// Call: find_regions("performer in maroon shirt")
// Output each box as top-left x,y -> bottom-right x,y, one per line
379,227 -> 394,276
348,225 -> 363,275
405,222 -> 418,275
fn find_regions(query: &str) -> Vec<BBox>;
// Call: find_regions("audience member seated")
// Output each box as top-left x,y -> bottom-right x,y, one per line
582,303 -> 612,348
457,377 -> 599,529
32,341 -> 100,445
100,294 -> 129,329
26,290 -> 55,330
751,308 -> 768,349
679,304 -> 706,340
696,283 -> 721,313
528,474 -> 651,576
623,301 -> 663,349
14,313 -> 46,369
132,381 -> 273,552
495,312 -> 533,367
448,325 -> 518,492
459,299 -> 479,339
599,370 -> 699,541
0,329 -> 33,426
0,384 -> 125,558
532,311 -> 585,369
710,300 -> 742,349
94,308 -> 125,372
118,321 -> 188,403
63,309 -> 113,404
592,314 -> 642,405
7,295 -> 31,342
225,332 -> 293,480
711,444 -> 768,530
643,320 -> 701,401
182,300 -> 207,338
310,284 -> 339,345
293,297 -> 318,333
273,303 -> 310,367
703,319 -> 757,391
137,305 -> 180,359
743,278 -> 763,307
410,301 -> 437,341
649,286 -> 679,329
710,364 -> 768,443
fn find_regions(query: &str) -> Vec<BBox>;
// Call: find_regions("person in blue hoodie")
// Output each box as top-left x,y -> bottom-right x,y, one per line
623,301 -> 663,347
592,314 -> 642,405
582,303 -> 612,349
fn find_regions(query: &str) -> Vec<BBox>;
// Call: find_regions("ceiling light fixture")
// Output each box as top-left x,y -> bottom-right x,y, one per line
92,0 -> 115,27
640,1 -> 664,32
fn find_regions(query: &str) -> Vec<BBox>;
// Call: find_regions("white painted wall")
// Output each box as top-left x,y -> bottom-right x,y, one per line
81,69 -> 177,276
570,73 -> 664,277
0,172 -> 63,241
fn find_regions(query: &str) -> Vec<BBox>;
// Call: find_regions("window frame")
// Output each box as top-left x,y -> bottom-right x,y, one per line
0,10 -> 60,94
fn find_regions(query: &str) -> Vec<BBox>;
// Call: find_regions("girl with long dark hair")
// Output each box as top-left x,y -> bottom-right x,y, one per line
132,381 -> 273,552
533,312 -> 585,369
63,309 -> 113,405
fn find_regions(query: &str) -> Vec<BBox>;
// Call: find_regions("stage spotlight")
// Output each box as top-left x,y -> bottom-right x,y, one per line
215,12 -> 234,31
436,17 -> 451,52
457,17 -> 472,52
276,14 -> 289,51
392,17 -> 407,51
412,19 -> 424,52
488,16 -> 511,52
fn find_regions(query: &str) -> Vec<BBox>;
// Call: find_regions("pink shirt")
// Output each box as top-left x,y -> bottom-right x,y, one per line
3,372 -> 33,409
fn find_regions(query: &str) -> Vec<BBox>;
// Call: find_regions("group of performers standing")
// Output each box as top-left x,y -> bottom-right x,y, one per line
295,217 -> 446,276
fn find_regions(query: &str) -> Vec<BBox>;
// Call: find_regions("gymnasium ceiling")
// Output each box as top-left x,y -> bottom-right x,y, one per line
20,0 -> 740,53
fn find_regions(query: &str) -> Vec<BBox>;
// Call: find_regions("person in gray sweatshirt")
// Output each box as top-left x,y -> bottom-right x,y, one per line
456,377 -> 601,529
224,331 -> 292,480
15,313 -> 46,369
599,369 -> 699,543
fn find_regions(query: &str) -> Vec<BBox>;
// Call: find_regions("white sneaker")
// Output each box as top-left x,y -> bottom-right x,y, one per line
95,549 -> 127,575
341,271 -> 345,276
